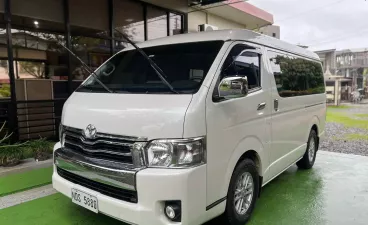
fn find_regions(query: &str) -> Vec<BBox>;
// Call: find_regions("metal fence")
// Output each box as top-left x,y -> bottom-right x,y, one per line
0,98 -> 66,143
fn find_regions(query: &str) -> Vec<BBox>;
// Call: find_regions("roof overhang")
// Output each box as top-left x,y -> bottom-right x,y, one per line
195,0 -> 274,29
325,75 -> 352,81
315,49 -> 336,54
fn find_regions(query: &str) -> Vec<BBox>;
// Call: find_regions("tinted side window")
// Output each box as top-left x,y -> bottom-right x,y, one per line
268,51 -> 325,97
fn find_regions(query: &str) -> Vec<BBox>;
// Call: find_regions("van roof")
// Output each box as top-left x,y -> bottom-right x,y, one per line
126,29 -> 320,60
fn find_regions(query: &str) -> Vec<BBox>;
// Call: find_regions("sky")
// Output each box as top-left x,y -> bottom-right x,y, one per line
250,0 -> 368,51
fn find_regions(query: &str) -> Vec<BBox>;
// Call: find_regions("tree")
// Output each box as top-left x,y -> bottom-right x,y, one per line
273,55 -> 325,97
0,84 -> 10,98
18,61 -> 46,79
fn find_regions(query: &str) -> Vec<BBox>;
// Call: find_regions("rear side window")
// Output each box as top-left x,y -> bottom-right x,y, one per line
268,51 -> 325,97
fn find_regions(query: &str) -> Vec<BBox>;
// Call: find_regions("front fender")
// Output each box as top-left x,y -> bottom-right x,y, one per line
221,136 -> 267,198
54,142 -> 61,152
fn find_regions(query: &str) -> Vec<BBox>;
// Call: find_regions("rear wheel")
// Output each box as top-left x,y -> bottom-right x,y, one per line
223,159 -> 259,225
297,129 -> 318,169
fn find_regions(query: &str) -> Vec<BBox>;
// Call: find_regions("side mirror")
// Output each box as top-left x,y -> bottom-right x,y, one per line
218,76 -> 248,100
101,63 -> 115,76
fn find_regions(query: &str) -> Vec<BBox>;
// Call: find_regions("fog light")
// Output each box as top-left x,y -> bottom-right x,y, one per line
165,206 -> 176,219
164,201 -> 181,222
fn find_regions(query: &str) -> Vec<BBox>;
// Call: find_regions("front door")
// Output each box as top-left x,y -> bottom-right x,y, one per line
205,42 -> 272,206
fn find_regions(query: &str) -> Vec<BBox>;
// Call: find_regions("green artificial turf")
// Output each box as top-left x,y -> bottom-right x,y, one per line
2,153 -> 368,225
0,167 -> 53,197
0,193 -> 123,225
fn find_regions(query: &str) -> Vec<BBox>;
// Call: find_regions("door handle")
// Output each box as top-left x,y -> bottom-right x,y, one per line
274,99 -> 279,111
257,102 -> 266,110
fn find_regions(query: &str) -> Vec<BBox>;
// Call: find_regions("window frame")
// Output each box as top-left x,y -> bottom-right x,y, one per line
212,43 -> 263,102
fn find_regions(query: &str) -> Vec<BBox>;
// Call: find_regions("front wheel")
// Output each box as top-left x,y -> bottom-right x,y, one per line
223,159 -> 259,225
297,129 -> 318,169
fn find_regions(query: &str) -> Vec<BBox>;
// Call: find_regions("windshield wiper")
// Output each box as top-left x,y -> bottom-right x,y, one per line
114,28 -> 178,94
57,42 -> 114,93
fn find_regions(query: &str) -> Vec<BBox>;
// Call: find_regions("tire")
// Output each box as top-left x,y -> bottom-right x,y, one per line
297,129 -> 318,169
222,159 -> 259,225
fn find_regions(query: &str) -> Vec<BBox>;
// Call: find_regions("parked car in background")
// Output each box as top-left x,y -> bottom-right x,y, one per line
53,29 -> 326,225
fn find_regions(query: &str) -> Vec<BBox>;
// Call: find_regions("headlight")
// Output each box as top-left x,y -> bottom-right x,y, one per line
144,137 -> 206,168
59,124 -> 65,147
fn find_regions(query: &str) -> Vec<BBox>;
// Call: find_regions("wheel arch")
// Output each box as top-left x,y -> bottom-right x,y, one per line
222,136 -> 267,200
308,116 -> 320,149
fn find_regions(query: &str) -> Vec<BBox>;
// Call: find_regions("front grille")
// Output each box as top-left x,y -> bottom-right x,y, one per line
64,127 -> 136,164
57,167 -> 138,203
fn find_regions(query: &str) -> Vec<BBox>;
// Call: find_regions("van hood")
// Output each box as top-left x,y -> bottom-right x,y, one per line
62,92 -> 193,139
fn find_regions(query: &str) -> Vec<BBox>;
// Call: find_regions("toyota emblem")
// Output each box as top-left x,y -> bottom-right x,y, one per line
84,124 -> 97,139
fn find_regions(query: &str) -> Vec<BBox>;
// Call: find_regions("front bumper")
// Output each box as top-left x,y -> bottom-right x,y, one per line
52,143 -> 208,225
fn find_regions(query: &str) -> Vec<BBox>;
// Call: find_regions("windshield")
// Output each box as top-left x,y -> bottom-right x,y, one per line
77,41 -> 224,94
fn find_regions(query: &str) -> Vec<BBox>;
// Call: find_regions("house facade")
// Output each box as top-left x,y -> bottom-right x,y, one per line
316,48 -> 368,104
0,0 -> 274,141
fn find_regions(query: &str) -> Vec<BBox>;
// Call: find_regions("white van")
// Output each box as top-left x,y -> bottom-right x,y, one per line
53,29 -> 326,225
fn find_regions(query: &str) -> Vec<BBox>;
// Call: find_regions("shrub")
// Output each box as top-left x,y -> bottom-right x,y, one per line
0,145 -> 23,166
0,121 -> 54,166
0,122 -> 24,166
24,138 -> 54,161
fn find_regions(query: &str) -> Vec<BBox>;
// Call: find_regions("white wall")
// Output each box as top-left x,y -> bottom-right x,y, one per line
188,9 -> 246,33
207,13 -> 246,29
259,25 -> 280,39
188,11 -> 207,32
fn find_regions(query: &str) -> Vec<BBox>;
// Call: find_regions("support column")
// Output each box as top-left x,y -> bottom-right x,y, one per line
143,4 -> 148,41
4,0 -> 19,142
108,0 -> 115,55
64,0 -> 73,95
334,79 -> 339,105
167,11 -> 170,36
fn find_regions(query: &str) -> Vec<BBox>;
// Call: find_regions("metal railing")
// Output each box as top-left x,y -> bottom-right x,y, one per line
0,98 -> 67,142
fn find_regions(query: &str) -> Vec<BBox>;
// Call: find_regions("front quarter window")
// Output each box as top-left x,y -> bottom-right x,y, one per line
77,41 -> 224,94
213,44 -> 262,101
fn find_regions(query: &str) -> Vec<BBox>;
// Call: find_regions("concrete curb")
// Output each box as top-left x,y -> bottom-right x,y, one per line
0,184 -> 56,210
0,158 -> 53,177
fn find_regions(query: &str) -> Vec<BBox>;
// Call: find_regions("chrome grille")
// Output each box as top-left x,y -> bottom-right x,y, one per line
64,126 -> 138,164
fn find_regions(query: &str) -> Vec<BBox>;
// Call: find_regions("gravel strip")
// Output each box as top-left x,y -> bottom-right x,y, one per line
320,122 -> 368,156
0,184 -> 56,210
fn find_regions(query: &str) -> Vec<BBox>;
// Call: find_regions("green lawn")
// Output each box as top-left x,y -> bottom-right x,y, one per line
356,114 -> 368,118
327,105 -> 351,109
344,133 -> 368,141
0,167 -> 53,197
326,110 -> 368,130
